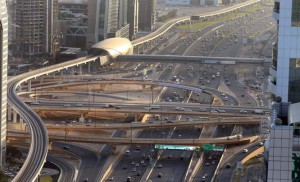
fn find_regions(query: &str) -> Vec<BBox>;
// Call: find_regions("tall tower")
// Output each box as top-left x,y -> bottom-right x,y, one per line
127,0 -> 139,40
87,0 -> 120,48
118,0 -> 128,28
139,0 -> 156,32
15,0 -> 58,58
0,0 -> 8,169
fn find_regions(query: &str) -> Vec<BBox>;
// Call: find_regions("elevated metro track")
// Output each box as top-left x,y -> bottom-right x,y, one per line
7,1 -> 262,180
131,0 -> 261,46
116,55 -> 266,65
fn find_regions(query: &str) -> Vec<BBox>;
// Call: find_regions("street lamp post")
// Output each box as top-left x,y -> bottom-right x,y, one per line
131,122 -> 133,142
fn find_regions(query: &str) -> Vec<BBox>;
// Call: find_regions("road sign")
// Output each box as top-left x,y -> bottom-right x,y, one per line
203,144 -> 224,151
154,144 -> 198,151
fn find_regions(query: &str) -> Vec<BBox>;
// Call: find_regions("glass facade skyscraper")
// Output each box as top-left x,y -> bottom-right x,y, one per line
87,0 -> 121,48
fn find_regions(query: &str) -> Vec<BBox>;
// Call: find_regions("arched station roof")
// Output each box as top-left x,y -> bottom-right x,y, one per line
90,38 -> 133,59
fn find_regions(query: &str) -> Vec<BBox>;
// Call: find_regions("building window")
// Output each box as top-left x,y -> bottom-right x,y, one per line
273,2 -> 279,13
292,153 -> 300,181
272,43 -> 278,69
289,58 -> 300,103
292,0 -> 300,26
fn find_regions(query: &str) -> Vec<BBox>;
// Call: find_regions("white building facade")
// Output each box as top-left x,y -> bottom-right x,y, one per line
269,0 -> 300,103
267,1 -> 300,181
0,0 -> 8,169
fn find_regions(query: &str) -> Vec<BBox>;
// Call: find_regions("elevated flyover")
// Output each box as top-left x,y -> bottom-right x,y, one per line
7,131 -> 258,146
44,119 -> 261,131
32,105 -> 265,118
24,79 -> 240,106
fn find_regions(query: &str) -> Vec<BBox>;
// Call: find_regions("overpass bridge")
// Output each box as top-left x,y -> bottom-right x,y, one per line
22,79 -> 240,106
32,106 -> 266,118
44,119 -> 261,131
7,131 -> 258,146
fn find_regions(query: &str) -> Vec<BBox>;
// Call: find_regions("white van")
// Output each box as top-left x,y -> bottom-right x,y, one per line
149,105 -> 160,109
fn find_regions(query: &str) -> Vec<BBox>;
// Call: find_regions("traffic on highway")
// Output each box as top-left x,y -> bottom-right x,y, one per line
6,1 -> 272,182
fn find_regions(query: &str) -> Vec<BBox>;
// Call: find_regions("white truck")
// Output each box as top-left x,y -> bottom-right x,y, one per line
254,109 -> 264,114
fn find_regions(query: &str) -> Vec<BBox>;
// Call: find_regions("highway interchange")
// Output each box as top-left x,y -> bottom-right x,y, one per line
6,1 -> 273,182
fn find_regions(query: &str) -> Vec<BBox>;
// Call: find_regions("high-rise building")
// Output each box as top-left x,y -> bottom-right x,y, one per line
86,0 -> 120,48
269,0 -> 300,103
267,0 -> 300,181
0,0 -> 8,169
127,0 -> 139,40
15,0 -> 58,57
118,0 -> 128,28
58,0 -> 88,49
138,0 -> 156,32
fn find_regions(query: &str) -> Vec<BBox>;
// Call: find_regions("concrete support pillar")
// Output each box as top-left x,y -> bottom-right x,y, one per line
27,80 -> 31,92
87,62 -> 91,74
79,65 -> 82,75
40,76 -> 44,84
100,83 -> 106,90
111,145 -> 117,154
13,110 -> 17,123
153,149 -> 159,159
142,44 -> 145,53
49,142 -> 53,150
79,115 -> 85,123
135,114 -> 138,122
71,67 -> 74,75
186,90 -> 191,97
20,117 -> 23,125
7,105 -> 11,121
151,86 -> 154,103
196,151 -> 201,158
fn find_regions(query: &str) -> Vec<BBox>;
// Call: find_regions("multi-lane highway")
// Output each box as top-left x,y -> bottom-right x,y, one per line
7,1 -> 271,181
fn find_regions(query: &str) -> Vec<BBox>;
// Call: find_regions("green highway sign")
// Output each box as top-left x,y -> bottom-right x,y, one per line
203,144 -> 224,151
154,144 -> 200,151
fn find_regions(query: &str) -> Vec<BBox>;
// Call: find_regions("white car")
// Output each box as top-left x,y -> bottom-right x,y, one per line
31,101 -> 39,105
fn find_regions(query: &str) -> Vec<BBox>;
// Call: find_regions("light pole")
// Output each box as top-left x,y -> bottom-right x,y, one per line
131,122 -> 133,142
